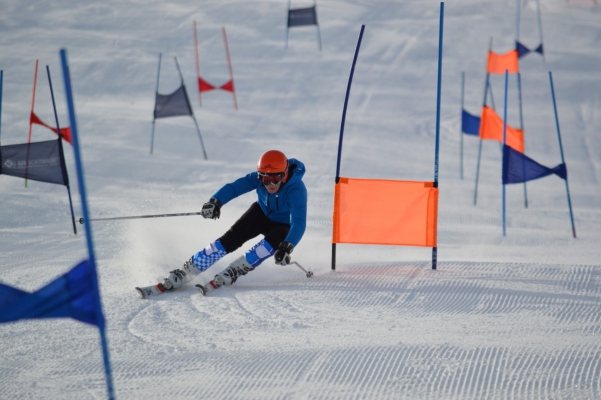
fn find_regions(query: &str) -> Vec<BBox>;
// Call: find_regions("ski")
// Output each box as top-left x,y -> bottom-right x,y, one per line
195,284 -> 208,296
136,281 -> 215,299
195,278 -> 221,297
135,283 -> 167,299
136,260 -> 312,299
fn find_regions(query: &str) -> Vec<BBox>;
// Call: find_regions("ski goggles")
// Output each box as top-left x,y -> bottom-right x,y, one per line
258,171 -> 286,186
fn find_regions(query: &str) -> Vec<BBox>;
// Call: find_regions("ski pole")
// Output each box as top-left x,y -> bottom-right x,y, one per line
290,261 -> 313,278
78,211 -> 203,224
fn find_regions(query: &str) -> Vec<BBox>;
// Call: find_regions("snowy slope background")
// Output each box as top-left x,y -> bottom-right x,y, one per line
1,0 -> 600,398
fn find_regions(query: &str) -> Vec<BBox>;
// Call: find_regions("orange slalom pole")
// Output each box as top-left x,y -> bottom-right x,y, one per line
222,27 -> 238,110
25,59 -> 39,187
193,20 -> 202,107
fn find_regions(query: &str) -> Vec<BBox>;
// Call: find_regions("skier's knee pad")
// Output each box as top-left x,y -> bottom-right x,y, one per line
244,239 -> 274,267
192,239 -> 227,272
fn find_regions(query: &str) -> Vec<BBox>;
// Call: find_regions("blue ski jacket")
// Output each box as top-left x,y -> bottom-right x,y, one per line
212,158 -> 307,247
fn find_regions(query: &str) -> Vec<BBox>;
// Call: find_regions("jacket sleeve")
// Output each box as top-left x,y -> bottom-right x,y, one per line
283,185 -> 308,247
212,172 -> 258,205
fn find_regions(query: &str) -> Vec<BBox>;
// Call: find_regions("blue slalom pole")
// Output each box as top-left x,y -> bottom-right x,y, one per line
517,72 -> 528,208
473,73 -> 490,205
60,49 -> 116,400
474,37 -> 492,205
515,0 -> 521,43
334,24 -> 365,181
502,70 -> 509,237
46,65 -> 77,235
0,70 -> 3,145
549,71 -> 576,238
150,53 -> 161,154
473,139 -> 483,205
314,0 -> 322,51
332,24 -> 365,271
460,71 -> 465,180
285,0 -> 291,49
433,2 -> 444,185
536,0 -> 546,63
174,56 -> 208,160
432,1 -> 444,270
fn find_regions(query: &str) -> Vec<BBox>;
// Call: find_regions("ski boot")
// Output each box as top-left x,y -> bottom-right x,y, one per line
196,255 -> 254,296
162,257 -> 201,291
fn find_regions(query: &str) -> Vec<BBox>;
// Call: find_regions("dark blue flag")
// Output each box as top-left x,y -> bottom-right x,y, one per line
516,40 -> 544,58
0,260 -> 104,328
288,6 -> 318,27
154,84 -> 193,119
503,144 -> 567,185
462,109 -> 480,136
0,140 -> 68,185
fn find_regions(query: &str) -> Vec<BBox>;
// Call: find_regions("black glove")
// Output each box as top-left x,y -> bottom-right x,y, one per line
201,198 -> 221,219
274,241 -> 294,265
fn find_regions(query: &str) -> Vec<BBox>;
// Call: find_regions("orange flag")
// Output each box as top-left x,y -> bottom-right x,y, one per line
332,178 -> 438,247
30,111 -> 72,144
198,77 -> 215,92
479,106 -> 524,153
486,50 -> 519,74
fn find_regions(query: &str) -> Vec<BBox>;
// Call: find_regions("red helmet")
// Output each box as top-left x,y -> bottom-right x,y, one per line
257,150 -> 288,173
257,150 -> 289,185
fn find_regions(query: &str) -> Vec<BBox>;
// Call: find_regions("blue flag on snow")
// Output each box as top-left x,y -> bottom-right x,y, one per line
0,260 -> 104,328
516,40 -> 544,58
0,140 -> 68,185
461,109 -> 480,136
288,6 -> 318,27
154,84 -> 193,119
502,144 -> 567,185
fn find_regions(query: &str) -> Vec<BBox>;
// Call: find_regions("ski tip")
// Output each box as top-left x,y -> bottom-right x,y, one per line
195,284 -> 208,296
135,287 -> 146,299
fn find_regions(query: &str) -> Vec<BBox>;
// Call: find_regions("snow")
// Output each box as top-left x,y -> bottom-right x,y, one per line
1,0 -> 600,398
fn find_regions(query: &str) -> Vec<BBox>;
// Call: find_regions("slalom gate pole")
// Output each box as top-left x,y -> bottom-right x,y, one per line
191,115 -> 208,160
517,72 -> 529,208
46,65 -> 77,235
79,211 -> 203,224
222,27 -> 238,110
193,20 -> 202,106
60,48 -> 115,400
25,60 -> 40,188
150,53 -> 161,154
431,1 -> 444,270
474,39 -> 492,205
474,139 -> 483,205
285,0 -> 291,49
488,78 -> 496,111
332,24 -> 365,271
473,74 -> 488,205
460,71 -> 464,180
536,0 -> 546,63
548,71 -> 576,238
27,60 -> 39,146
502,70 -> 509,237
0,70 -> 3,145
515,0 -> 521,43
174,56 -> 184,85
314,0 -> 322,51
173,56 -> 208,160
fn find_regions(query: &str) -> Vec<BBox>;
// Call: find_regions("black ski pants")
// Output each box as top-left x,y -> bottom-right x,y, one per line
219,202 -> 290,254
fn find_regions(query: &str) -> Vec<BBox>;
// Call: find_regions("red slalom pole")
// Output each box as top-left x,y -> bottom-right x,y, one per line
193,20 -> 202,107
222,27 -> 238,110
25,59 -> 39,187
27,60 -> 39,144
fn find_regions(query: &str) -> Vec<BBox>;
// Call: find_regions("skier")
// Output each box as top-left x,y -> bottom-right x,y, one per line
162,150 -> 307,295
